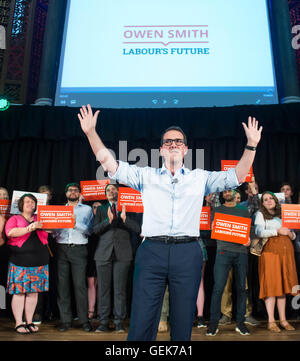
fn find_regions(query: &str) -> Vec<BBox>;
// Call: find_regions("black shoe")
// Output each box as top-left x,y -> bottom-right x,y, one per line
206,323 -> 219,336
59,323 -> 71,332
196,316 -> 207,328
235,322 -> 250,335
114,323 -> 125,333
95,324 -> 109,333
82,322 -> 92,332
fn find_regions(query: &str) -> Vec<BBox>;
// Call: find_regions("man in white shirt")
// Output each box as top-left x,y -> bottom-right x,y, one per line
78,104 -> 262,341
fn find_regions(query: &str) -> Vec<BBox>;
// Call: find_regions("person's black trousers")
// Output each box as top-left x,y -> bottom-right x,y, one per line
56,244 -> 88,325
96,260 -> 131,326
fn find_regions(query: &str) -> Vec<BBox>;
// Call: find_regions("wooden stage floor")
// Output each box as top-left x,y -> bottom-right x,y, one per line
0,317 -> 300,342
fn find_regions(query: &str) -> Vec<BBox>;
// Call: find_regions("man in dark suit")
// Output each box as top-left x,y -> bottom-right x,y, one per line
94,184 -> 141,332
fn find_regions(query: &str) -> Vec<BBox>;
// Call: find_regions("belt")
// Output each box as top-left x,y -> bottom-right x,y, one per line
58,243 -> 87,248
146,236 -> 198,244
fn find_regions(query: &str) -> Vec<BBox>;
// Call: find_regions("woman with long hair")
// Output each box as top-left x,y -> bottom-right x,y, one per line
254,191 -> 298,332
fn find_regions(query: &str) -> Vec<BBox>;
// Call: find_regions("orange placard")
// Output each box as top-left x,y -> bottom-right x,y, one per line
0,200 -> 11,219
80,180 -> 110,201
211,212 -> 251,244
221,160 -> 253,183
117,187 -> 144,213
37,205 -> 75,229
200,206 -> 211,230
282,204 -> 300,229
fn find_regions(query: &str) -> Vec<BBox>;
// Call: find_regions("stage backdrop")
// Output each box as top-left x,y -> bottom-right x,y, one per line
0,103 -> 300,202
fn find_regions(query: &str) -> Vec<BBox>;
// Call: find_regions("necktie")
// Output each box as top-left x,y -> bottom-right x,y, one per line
112,203 -> 117,220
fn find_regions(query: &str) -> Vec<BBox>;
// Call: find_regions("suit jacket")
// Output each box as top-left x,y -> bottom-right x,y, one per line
93,202 -> 141,263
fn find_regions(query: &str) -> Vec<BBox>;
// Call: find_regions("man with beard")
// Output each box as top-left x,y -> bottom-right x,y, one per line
78,104 -> 262,341
53,183 -> 94,332
207,189 -> 251,336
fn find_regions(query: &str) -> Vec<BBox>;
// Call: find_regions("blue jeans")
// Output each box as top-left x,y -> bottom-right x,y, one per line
210,250 -> 248,325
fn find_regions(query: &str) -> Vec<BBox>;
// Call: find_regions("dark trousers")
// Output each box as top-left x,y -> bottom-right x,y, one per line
127,239 -> 203,341
56,244 -> 88,324
210,250 -> 248,325
96,260 -> 131,325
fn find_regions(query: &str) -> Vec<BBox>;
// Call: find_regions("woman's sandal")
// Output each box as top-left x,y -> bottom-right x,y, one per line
15,324 -> 30,334
267,322 -> 281,333
26,323 -> 39,333
279,320 -> 295,331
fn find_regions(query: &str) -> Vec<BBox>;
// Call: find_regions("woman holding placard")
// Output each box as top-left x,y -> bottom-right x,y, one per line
254,191 -> 298,333
5,193 -> 49,334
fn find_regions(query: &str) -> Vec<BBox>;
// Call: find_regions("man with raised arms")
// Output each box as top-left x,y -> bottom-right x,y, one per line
78,104 -> 262,341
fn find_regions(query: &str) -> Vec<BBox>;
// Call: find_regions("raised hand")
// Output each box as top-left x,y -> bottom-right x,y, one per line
78,104 -> 100,136
242,116 -> 263,147
248,175 -> 258,195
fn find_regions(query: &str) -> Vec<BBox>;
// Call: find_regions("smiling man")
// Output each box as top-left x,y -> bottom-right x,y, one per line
78,104 -> 262,341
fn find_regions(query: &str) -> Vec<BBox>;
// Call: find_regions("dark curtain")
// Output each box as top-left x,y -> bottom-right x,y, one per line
1,103 -> 300,201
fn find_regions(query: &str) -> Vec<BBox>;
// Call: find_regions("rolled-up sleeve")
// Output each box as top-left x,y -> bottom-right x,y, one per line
204,168 -> 240,195
109,160 -> 142,192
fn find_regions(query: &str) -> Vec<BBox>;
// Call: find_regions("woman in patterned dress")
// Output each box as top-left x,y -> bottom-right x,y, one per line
5,194 -> 49,334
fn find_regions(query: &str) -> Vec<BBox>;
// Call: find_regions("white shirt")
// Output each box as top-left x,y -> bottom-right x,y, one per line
110,161 -> 240,237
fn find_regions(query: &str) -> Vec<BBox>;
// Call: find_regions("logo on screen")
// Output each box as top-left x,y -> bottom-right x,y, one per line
123,25 -> 209,47
122,25 -> 210,56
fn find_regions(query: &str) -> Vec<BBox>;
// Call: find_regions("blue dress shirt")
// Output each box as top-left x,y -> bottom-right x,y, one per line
54,202 -> 94,245
110,161 -> 240,237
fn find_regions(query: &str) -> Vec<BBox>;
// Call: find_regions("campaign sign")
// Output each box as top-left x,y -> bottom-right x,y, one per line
200,206 -> 211,230
10,191 -> 47,215
37,205 -> 75,229
282,204 -> 300,229
117,187 -> 143,213
221,160 -> 253,182
80,180 -> 110,201
0,200 -> 11,219
211,212 -> 251,244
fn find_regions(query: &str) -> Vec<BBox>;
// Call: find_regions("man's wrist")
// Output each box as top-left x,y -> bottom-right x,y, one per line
245,144 -> 257,151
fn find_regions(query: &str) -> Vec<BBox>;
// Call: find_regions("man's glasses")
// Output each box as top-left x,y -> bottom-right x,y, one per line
67,188 -> 80,193
162,138 -> 186,146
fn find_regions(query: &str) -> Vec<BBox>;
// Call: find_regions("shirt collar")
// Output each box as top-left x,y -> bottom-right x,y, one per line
65,201 -> 82,207
160,164 -> 189,176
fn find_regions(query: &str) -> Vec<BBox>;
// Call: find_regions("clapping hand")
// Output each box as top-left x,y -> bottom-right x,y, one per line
107,207 -> 114,224
28,221 -> 43,232
121,205 -> 126,223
